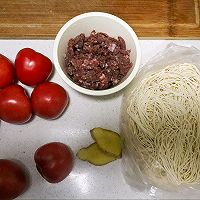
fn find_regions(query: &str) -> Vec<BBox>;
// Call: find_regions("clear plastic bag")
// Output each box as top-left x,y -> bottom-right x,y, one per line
120,43 -> 200,198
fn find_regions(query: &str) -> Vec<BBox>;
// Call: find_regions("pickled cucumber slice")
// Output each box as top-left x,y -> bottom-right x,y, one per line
77,143 -> 116,166
90,127 -> 122,158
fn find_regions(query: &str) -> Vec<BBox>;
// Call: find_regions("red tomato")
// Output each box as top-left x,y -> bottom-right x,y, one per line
0,85 -> 32,124
0,159 -> 28,200
15,48 -> 52,86
34,142 -> 73,183
0,54 -> 15,89
31,82 -> 69,119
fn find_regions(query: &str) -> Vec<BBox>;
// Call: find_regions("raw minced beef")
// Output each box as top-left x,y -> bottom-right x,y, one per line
65,30 -> 132,90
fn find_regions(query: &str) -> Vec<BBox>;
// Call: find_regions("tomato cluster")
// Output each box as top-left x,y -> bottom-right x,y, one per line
0,142 -> 73,200
0,48 -> 69,124
0,48 -> 73,200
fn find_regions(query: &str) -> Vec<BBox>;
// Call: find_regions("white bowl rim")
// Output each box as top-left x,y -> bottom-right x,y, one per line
53,12 -> 141,96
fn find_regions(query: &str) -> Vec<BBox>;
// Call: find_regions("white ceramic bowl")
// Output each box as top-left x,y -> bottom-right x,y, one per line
53,12 -> 141,96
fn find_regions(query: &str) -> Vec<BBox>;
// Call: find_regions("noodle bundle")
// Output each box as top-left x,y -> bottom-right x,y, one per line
122,63 -> 200,186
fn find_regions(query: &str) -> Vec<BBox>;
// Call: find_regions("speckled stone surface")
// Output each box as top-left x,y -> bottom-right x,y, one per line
1,40 -> 200,199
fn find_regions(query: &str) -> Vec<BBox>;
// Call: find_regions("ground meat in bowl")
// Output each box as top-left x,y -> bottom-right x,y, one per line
65,30 -> 132,90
